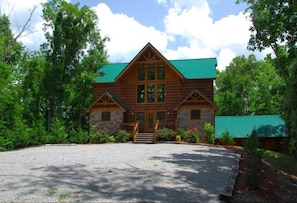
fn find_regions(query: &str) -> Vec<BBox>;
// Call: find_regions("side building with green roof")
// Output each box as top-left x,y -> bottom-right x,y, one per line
86,42 -> 218,143
215,115 -> 288,153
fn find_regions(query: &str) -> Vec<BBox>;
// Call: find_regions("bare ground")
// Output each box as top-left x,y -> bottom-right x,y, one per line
228,146 -> 297,203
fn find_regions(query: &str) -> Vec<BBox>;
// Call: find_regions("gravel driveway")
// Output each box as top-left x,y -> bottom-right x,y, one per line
0,143 -> 239,202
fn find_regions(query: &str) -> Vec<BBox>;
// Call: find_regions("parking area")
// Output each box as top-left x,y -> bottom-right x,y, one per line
0,143 -> 239,202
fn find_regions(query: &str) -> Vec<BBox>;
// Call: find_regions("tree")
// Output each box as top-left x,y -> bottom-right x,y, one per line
0,14 -> 31,150
237,0 -> 297,157
41,0 -> 108,130
215,54 -> 284,116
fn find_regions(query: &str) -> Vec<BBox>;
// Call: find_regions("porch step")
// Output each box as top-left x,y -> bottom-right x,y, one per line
135,133 -> 154,144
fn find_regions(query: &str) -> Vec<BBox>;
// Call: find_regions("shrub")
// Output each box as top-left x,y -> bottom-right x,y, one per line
175,135 -> 181,142
288,136 -> 297,158
185,127 -> 200,143
244,129 -> 261,154
177,127 -> 186,141
204,122 -> 215,144
108,135 -> 115,143
50,118 -> 68,144
31,119 -> 48,145
156,128 -> 175,141
0,136 -> 13,151
220,130 -> 235,145
244,129 -> 264,189
69,128 -> 89,144
115,129 -> 130,143
89,125 -> 110,143
6,119 -> 33,149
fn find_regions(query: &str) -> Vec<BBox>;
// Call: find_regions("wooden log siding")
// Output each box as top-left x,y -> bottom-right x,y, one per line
92,82 -> 213,124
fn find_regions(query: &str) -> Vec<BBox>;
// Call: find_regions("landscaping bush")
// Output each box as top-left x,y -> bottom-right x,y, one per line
115,129 -> 130,143
203,122 -> 215,144
89,125 -> 111,143
177,127 -> 186,141
108,135 -> 115,143
49,118 -> 68,144
244,129 -> 264,189
185,127 -> 200,143
0,136 -> 13,151
69,128 -> 89,144
31,119 -> 48,145
156,128 -> 175,141
175,135 -> 181,142
220,130 -> 235,145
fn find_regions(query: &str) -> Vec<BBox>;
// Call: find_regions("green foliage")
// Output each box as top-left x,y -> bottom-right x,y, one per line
244,129 -> 261,154
7,120 -> 33,149
203,122 -> 215,144
184,127 -> 200,143
156,128 -> 175,141
115,129 -> 130,143
243,129 -> 264,189
108,135 -> 115,143
220,131 -> 235,145
288,136 -> 297,158
49,118 -> 68,144
89,125 -> 112,143
177,127 -> 186,141
175,135 -> 181,142
215,54 -> 284,116
0,137 -> 13,151
68,128 -> 89,144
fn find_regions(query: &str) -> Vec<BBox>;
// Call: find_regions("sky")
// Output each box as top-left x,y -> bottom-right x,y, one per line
0,0 -> 271,71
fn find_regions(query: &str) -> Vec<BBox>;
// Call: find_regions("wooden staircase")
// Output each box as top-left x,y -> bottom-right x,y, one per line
135,133 -> 154,144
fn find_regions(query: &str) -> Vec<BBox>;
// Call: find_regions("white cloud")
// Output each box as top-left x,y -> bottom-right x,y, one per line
0,0 -> 46,50
161,0 -> 252,70
93,3 -> 169,62
217,49 -> 236,71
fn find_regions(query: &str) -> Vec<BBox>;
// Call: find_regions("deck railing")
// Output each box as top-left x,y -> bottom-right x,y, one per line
153,120 -> 159,144
133,121 -> 139,143
120,121 -> 139,142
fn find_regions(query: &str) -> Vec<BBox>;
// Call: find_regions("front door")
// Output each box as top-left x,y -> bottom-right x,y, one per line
136,111 -> 165,132
146,112 -> 155,132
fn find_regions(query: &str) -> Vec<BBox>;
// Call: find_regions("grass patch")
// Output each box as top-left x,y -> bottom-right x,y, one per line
58,194 -> 70,202
48,187 -> 58,195
263,150 -> 297,176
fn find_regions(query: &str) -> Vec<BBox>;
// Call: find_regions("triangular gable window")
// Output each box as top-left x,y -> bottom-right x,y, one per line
86,91 -> 127,113
174,90 -> 218,110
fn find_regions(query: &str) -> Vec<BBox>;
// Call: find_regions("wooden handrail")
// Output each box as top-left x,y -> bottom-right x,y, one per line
133,120 -> 139,143
153,120 -> 159,144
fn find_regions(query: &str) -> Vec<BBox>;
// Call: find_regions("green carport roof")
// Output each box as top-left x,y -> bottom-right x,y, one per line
215,115 -> 287,139
94,58 -> 217,83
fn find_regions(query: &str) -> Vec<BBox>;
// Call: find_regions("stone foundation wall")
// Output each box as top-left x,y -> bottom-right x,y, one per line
177,108 -> 215,142
90,110 -> 123,134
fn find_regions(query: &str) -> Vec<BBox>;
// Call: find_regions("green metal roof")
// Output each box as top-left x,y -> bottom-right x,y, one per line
169,58 -> 217,79
96,63 -> 128,83
94,58 -> 217,83
215,115 -> 287,139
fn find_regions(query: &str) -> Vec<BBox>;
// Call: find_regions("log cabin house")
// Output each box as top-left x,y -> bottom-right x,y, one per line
86,43 -> 218,143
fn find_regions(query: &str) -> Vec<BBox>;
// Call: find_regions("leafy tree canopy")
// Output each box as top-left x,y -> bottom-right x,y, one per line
215,54 -> 284,116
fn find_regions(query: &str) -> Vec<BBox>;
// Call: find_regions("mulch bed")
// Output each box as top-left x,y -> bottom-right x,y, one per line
227,146 -> 297,203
